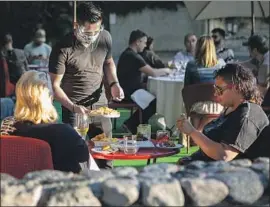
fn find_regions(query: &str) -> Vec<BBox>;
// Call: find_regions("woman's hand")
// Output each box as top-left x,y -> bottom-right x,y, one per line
176,114 -> 196,135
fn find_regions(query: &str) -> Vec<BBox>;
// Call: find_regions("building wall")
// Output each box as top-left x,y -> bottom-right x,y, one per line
110,6 -> 205,59
110,7 -> 269,62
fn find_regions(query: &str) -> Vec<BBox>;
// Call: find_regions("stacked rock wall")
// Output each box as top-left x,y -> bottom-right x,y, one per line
1,158 -> 269,206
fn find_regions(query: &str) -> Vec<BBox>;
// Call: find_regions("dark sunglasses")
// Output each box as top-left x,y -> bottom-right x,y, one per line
212,35 -> 218,39
214,84 -> 233,96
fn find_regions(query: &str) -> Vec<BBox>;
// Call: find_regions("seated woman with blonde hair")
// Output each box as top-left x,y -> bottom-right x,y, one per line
184,35 -> 226,133
0,71 -> 90,173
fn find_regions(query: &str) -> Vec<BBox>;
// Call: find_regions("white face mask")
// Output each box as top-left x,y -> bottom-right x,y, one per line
75,25 -> 103,45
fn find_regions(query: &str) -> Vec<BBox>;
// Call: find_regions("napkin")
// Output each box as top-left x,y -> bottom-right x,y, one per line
131,89 -> 155,110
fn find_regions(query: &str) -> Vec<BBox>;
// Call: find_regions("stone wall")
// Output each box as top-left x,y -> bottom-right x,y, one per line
1,158 -> 269,206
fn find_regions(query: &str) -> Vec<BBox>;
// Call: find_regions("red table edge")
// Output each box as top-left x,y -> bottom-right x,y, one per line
91,149 -> 180,160
89,139 -> 182,160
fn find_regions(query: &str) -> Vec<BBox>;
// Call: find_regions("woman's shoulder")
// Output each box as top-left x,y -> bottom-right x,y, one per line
41,123 -> 76,132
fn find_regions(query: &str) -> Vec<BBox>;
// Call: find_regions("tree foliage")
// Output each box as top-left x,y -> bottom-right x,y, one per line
0,1 -> 184,48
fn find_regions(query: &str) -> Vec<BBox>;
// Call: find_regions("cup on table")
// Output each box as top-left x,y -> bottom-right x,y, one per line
137,124 -> 151,140
74,113 -> 89,140
123,135 -> 138,154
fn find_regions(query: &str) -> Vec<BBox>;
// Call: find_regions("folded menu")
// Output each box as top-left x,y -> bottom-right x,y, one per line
131,89 -> 155,110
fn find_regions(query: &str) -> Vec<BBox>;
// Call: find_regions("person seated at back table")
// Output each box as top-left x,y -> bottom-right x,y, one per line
184,35 -> 226,132
177,63 -> 269,164
140,36 -> 166,69
139,36 -> 166,83
0,71 -> 90,173
171,33 -> 197,68
117,29 -> 172,133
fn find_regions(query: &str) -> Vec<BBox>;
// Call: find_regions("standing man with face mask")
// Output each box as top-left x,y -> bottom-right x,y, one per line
211,28 -> 234,63
49,2 -> 124,169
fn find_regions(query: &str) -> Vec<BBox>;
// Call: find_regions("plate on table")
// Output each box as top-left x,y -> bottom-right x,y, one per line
88,107 -> 120,118
156,141 -> 183,149
91,145 -> 118,154
91,133 -> 119,146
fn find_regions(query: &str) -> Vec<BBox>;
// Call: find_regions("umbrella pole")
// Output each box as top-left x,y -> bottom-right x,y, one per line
251,1 -> 255,36
73,0 -> 77,30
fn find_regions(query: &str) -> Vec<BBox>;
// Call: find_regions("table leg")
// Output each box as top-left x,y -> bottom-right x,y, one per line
147,159 -> 151,165
153,158 -> 157,163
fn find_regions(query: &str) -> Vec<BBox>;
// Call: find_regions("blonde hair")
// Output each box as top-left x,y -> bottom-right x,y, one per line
15,71 -> 58,124
195,35 -> 218,67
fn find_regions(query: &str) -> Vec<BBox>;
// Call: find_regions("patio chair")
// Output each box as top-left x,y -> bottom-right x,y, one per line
0,135 -> 54,178
182,83 -> 221,153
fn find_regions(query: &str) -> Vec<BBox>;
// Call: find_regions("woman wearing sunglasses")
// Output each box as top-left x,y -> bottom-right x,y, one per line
177,63 -> 269,164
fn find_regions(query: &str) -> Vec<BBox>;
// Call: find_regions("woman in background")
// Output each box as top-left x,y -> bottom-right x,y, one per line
184,35 -> 226,134
1,71 -> 90,173
140,36 -> 166,69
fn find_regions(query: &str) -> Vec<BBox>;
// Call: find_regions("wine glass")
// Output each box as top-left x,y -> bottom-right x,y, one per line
74,113 -> 89,140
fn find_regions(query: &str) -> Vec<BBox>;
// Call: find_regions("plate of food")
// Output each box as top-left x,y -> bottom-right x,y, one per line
91,133 -> 119,146
91,145 -> 118,154
156,141 -> 183,149
88,106 -> 120,118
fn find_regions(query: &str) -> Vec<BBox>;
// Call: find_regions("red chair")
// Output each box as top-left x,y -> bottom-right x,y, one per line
182,83 -> 221,153
0,135 -> 54,178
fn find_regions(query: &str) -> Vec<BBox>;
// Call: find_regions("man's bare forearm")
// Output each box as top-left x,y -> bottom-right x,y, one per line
53,86 -> 74,111
189,130 -> 226,160
153,68 -> 170,77
104,59 -> 119,84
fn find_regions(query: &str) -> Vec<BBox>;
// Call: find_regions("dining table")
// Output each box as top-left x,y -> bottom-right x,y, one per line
89,139 -> 182,165
147,73 -> 186,130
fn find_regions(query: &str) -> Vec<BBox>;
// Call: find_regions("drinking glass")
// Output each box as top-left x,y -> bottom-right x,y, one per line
74,113 -> 89,140
123,135 -> 138,154
137,124 -> 151,140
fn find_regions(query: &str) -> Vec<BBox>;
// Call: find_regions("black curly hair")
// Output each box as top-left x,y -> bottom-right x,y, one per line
214,63 -> 262,105
77,2 -> 102,24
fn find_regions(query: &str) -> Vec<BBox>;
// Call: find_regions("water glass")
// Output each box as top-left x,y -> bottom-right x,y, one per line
123,135 -> 138,154
74,113 -> 89,140
137,124 -> 151,140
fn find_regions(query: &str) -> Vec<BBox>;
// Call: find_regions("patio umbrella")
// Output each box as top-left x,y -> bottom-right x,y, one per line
184,1 -> 269,35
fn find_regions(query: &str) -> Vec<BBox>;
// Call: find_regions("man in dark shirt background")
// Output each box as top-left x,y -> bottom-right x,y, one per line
117,29 -> 171,133
49,2 -> 124,169
1,33 -> 28,85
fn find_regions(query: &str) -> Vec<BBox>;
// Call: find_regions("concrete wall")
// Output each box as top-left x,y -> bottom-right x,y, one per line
110,6 -> 205,59
109,7 -> 269,63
